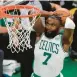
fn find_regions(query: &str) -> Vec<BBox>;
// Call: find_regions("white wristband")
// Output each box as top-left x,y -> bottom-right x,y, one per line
65,17 -> 75,29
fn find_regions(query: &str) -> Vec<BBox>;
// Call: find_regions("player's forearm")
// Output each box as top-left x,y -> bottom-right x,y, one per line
0,26 -> 8,33
62,29 -> 74,45
33,18 -> 44,33
40,10 -> 53,17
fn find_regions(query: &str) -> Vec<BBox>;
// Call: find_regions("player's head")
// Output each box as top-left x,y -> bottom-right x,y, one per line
44,14 -> 62,38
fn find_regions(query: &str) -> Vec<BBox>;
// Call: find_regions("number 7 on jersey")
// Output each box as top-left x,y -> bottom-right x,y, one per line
42,52 -> 51,65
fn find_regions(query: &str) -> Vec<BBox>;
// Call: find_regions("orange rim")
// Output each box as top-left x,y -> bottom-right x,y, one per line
0,5 -> 41,18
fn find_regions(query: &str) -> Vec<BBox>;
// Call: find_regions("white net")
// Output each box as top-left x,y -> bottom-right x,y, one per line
2,5 -> 40,53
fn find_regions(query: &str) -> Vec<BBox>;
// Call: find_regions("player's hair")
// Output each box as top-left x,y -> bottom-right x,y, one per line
46,14 -> 63,26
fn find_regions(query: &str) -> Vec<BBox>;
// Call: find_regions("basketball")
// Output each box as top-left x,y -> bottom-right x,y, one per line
54,8 -> 72,25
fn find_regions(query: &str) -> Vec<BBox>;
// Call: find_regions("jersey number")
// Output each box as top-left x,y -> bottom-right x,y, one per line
43,52 -> 51,65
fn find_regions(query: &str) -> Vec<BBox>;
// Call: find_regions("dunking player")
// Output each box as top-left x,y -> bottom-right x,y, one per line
19,1 -> 62,77
31,8 -> 75,77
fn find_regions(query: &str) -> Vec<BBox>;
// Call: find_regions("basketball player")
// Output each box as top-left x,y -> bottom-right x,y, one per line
19,1 -> 61,77
31,9 -> 75,77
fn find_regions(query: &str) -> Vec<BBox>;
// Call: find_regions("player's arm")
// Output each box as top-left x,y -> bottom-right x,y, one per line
40,2 -> 61,17
50,3 -> 61,10
41,3 -> 62,16
39,2 -> 62,17
40,10 -> 53,17
62,17 -> 75,52
33,18 -> 44,33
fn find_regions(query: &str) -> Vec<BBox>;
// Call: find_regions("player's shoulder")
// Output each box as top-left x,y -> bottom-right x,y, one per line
53,34 -> 62,40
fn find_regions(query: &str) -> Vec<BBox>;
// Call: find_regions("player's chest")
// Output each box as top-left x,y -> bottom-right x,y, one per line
35,38 -> 61,56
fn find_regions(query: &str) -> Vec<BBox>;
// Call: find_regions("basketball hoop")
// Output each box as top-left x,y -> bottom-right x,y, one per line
0,5 -> 41,53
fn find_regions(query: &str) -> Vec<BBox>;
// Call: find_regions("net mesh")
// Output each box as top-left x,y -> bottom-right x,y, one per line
2,5 -> 40,53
